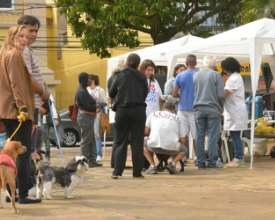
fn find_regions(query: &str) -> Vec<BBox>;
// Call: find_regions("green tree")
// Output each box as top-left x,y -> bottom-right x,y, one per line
55,0 -> 241,58
242,0 -> 275,23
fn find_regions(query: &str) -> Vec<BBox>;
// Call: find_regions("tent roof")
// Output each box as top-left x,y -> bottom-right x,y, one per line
170,18 -> 275,62
108,35 -> 204,66
107,35 -> 204,81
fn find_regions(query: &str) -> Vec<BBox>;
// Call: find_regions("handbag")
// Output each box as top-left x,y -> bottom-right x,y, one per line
100,111 -> 110,134
68,96 -> 78,122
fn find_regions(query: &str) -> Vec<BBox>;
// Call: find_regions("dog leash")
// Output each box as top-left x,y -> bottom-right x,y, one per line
48,99 -> 66,166
7,122 -> 22,141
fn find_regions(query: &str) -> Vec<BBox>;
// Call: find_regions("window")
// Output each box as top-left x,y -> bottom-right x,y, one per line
0,0 -> 14,10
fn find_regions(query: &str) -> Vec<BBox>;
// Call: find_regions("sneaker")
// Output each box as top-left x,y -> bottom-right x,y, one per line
96,156 -> 102,162
207,164 -> 224,169
226,158 -> 245,168
166,162 -> 178,174
146,166 -> 158,174
194,159 -> 198,167
216,157 -> 222,165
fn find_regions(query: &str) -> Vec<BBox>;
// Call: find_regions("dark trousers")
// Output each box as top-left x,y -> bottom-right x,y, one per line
2,119 -> 32,198
112,105 -> 146,177
30,108 -> 39,152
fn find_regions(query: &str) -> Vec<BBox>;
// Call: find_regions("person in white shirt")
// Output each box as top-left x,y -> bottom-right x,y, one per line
139,59 -> 163,118
87,74 -> 107,162
144,102 -> 187,174
221,57 -> 248,168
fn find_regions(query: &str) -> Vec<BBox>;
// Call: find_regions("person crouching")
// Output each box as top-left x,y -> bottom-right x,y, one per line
143,102 -> 187,174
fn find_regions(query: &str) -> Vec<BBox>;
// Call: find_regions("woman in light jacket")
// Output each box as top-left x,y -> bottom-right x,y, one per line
221,57 -> 248,168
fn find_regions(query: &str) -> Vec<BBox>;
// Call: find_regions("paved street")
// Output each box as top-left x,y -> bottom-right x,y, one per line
1,146 -> 275,220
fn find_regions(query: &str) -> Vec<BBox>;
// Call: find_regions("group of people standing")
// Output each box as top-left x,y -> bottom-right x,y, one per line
170,54 -> 247,169
107,52 -> 248,178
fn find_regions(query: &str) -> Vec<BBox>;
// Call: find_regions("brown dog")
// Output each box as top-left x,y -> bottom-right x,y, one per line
0,141 -> 26,213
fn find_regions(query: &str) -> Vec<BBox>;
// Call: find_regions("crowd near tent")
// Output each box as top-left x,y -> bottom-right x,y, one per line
106,35 -> 204,80
167,18 -> 275,168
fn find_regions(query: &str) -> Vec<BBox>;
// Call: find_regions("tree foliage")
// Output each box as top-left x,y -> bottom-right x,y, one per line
55,0 -> 242,58
242,0 -> 275,23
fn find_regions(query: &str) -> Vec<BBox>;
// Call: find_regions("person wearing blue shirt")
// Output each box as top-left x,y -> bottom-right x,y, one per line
172,54 -> 197,159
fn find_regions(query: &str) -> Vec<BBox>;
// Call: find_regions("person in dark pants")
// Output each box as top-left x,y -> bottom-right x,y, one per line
76,72 -> 102,167
107,58 -> 125,168
109,53 -> 148,179
0,25 -> 41,203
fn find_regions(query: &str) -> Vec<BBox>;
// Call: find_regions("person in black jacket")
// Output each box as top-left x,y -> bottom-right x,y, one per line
109,53 -> 148,179
76,72 -> 102,167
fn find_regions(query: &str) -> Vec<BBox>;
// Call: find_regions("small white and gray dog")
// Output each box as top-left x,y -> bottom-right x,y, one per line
36,156 -> 89,199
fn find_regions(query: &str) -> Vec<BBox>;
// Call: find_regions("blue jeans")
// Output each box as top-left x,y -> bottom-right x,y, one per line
94,114 -> 102,157
230,130 -> 243,160
195,110 -> 220,168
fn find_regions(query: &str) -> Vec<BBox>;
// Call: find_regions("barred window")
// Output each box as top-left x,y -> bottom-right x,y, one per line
0,0 -> 14,10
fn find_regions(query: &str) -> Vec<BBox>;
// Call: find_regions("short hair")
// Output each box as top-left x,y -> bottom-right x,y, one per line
139,59 -> 156,81
163,102 -> 175,111
221,57 -> 241,73
126,53 -> 141,69
18,15 -> 41,28
202,55 -> 217,68
173,64 -> 186,77
112,58 -> 125,75
186,54 -> 197,67
89,74 -> 100,86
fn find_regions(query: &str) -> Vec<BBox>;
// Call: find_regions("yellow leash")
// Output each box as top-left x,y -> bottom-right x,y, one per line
7,122 -> 22,141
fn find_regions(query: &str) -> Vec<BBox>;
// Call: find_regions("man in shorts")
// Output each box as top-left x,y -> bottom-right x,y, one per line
172,54 -> 197,161
143,102 -> 187,174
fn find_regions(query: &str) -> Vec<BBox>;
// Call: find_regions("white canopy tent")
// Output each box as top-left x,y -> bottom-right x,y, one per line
167,18 -> 275,168
107,35 -> 204,81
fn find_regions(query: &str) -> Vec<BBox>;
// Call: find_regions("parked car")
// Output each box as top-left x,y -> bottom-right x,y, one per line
49,109 -> 115,147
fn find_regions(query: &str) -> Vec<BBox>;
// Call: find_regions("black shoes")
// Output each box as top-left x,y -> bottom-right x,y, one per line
89,162 -> 103,167
19,197 -> 42,204
6,196 -> 41,204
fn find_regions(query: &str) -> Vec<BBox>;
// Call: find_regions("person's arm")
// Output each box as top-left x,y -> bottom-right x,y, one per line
179,137 -> 185,145
225,89 -> 231,97
24,47 -> 50,100
144,126 -> 150,136
172,86 -> 180,98
216,74 -> 225,109
49,95 -> 59,126
109,75 -> 119,99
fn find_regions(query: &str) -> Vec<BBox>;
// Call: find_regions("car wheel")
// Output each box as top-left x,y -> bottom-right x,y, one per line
63,130 -> 78,147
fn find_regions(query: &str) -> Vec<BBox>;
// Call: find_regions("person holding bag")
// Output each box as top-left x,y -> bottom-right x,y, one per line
87,74 -> 107,162
76,72 -> 102,167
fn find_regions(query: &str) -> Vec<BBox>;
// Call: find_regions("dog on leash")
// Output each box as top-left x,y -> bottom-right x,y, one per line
36,156 -> 89,200
0,141 -> 26,213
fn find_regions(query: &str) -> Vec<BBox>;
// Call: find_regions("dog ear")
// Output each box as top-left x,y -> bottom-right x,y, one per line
66,158 -> 77,173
